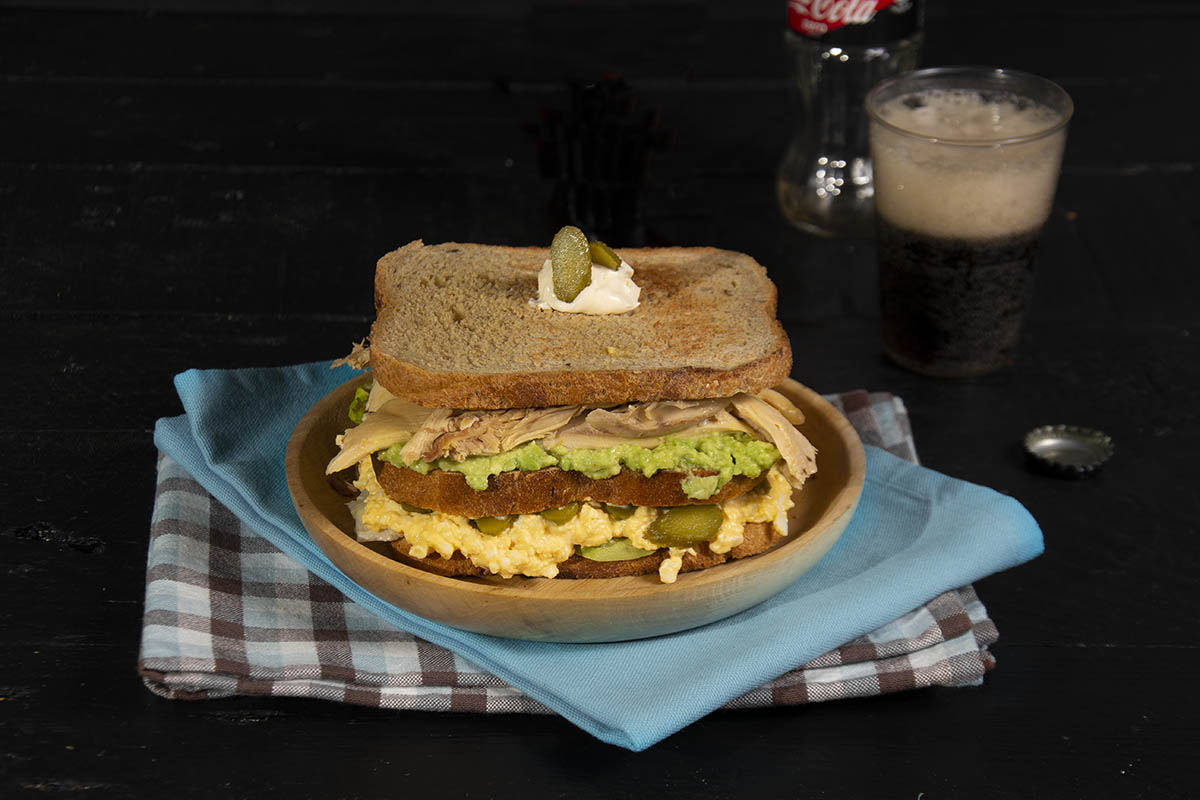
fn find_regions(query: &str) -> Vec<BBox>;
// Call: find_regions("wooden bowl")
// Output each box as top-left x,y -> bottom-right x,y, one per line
285,378 -> 865,642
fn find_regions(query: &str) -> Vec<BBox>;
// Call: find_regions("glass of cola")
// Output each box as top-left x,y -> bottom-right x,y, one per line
866,67 -> 1073,377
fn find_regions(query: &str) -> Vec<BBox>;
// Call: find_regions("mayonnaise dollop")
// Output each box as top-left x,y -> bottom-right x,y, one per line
534,259 -> 641,314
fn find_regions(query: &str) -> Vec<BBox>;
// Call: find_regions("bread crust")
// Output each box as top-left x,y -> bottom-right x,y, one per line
375,458 -> 761,517
368,242 -> 793,409
370,348 -> 792,411
387,521 -> 787,579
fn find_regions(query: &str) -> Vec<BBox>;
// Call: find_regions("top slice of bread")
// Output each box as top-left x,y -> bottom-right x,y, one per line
369,241 -> 792,409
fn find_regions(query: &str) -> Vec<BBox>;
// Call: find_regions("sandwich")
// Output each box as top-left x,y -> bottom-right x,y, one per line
325,236 -> 817,583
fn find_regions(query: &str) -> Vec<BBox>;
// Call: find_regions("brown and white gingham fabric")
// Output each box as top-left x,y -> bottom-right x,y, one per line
139,391 -> 999,712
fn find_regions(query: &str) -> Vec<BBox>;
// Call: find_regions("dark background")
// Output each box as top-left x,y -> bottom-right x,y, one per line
2,1 -> 1197,797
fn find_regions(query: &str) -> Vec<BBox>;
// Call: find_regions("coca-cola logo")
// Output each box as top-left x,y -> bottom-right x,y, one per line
788,0 -> 901,35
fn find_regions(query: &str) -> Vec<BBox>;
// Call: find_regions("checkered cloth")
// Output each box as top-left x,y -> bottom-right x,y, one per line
139,390 -> 999,711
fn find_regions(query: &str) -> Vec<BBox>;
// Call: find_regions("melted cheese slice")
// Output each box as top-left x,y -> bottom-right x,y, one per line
349,459 -> 794,583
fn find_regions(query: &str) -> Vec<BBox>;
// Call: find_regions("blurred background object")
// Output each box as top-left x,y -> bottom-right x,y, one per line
527,75 -> 674,246
777,0 -> 923,238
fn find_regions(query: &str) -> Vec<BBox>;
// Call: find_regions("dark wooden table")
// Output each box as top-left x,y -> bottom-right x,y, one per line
3,1 -> 1197,797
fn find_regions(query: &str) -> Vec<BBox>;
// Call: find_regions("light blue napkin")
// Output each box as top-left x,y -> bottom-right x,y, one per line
152,361 -> 1043,751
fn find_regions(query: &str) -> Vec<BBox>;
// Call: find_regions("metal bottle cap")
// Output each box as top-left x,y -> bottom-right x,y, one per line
1023,425 -> 1114,478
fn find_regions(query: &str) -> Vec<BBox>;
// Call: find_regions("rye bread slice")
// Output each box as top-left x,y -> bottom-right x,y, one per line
387,521 -> 787,580
375,459 -> 760,518
369,241 -> 792,409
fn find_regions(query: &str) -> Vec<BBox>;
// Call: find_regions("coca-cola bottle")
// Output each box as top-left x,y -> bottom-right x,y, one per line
777,0 -> 923,237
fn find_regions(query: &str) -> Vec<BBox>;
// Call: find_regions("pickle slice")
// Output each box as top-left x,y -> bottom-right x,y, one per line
550,225 -> 592,302
400,501 -> 432,514
539,502 -> 581,525
588,240 -> 622,270
603,503 -> 637,520
645,505 -> 724,548
472,515 -> 516,535
578,538 -> 657,562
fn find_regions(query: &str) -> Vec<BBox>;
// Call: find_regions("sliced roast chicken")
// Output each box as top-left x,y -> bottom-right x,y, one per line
328,382 -> 817,490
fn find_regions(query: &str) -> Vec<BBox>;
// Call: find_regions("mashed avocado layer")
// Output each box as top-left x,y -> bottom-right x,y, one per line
376,432 -> 780,500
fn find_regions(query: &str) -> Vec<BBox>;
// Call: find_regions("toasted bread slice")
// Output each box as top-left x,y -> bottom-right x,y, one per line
375,459 -> 760,518
388,521 -> 787,580
369,241 -> 791,409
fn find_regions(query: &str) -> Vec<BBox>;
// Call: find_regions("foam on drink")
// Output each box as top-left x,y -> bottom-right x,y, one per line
871,89 -> 1067,240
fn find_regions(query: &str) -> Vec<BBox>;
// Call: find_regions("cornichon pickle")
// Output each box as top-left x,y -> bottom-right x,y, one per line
471,515 -> 516,535
578,538 -> 656,562
550,225 -> 592,302
645,505 -> 724,548
539,502 -> 581,525
603,503 -> 637,520
588,240 -> 622,269
400,501 -> 432,514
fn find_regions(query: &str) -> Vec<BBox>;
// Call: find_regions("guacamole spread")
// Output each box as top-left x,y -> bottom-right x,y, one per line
347,383 -> 371,425
376,432 -> 780,500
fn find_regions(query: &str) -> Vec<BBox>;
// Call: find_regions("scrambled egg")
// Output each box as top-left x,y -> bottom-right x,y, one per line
350,458 -> 794,583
